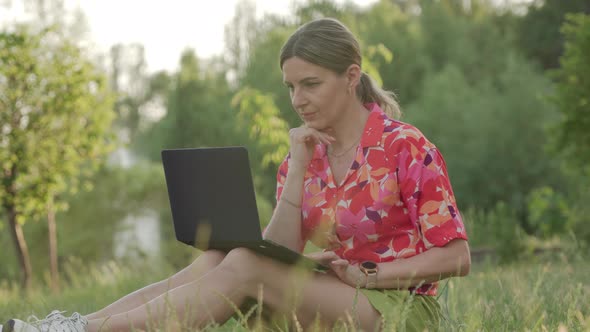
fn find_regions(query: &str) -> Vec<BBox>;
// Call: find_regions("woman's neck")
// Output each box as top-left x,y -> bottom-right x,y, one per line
328,102 -> 370,151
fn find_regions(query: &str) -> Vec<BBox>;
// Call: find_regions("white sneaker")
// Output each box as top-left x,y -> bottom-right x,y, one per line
4,319 -> 38,332
5,311 -> 87,332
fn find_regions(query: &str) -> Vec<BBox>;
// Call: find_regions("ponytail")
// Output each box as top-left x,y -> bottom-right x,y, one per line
357,72 -> 402,119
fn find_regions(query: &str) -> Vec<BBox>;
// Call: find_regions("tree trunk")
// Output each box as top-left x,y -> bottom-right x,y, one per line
48,195 -> 60,293
7,206 -> 33,289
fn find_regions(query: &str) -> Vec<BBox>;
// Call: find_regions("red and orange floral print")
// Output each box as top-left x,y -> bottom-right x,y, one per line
276,103 -> 468,296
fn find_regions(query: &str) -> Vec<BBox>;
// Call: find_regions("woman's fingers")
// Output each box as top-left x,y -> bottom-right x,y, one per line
318,133 -> 335,146
329,260 -> 351,283
294,127 -> 334,146
305,251 -> 340,265
330,259 -> 349,267
288,126 -> 336,169
306,253 -> 360,286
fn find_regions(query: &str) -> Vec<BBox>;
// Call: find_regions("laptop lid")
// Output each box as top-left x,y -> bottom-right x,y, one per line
161,147 -> 263,249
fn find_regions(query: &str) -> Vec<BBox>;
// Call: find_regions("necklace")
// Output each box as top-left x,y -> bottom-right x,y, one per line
328,136 -> 362,158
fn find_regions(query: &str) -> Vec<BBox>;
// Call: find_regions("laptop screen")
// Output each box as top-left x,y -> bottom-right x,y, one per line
161,147 -> 264,249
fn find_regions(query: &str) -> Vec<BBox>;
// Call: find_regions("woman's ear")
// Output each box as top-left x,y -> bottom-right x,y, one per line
346,64 -> 362,91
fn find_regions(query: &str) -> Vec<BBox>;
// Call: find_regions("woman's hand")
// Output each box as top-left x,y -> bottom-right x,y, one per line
305,251 -> 341,266
306,251 -> 367,288
329,259 -> 367,288
288,126 -> 335,170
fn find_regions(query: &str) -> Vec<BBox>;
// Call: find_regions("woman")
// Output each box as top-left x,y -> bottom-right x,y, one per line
5,17 -> 470,332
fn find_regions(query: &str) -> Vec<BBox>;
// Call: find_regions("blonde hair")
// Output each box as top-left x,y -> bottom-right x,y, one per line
279,17 -> 401,119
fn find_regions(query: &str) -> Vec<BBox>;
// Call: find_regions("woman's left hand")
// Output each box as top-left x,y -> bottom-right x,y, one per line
329,259 -> 367,288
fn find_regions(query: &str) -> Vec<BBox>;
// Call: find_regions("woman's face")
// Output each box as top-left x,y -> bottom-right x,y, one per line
282,56 -> 353,131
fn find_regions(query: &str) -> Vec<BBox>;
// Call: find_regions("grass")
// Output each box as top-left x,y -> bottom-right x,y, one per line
0,253 -> 588,331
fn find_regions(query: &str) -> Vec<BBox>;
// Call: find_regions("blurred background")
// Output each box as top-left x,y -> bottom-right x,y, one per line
1,0 -> 589,292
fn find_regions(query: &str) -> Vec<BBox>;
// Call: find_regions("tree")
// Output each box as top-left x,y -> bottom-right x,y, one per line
517,0 -> 590,70
224,0 -> 258,86
231,88 -> 291,200
357,0 -> 427,105
404,54 -> 563,228
135,49 -> 236,162
550,13 -> 590,168
0,26 -> 115,289
110,44 -> 145,137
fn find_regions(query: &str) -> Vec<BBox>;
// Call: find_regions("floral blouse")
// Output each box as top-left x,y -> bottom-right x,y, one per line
275,103 -> 468,295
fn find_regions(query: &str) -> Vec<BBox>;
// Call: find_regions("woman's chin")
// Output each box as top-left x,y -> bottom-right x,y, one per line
303,120 -> 327,131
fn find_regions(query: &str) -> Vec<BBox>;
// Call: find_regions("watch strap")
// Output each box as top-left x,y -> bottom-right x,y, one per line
365,271 -> 377,289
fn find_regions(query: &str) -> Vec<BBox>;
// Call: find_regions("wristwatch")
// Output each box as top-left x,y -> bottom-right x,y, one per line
360,261 -> 378,289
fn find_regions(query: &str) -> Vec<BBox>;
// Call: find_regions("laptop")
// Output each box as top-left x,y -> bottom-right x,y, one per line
161,146 -> 327,271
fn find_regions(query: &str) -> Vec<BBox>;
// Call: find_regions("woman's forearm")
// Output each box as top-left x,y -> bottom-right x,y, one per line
263,165 -> 306,252
376,239 -> 471,289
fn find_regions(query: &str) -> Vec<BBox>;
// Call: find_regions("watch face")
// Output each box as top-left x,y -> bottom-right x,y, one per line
362,261 -> 377,270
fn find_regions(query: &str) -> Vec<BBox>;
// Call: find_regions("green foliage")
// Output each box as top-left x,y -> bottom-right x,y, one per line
57,163 -> 168,261
0,25 -> 115,284
134,49 -> 236,161
0,162 -> 169,282
357,0 -> 426,105
526,186 -> 570,238
239,24 -> 297,126
516,0 -> 590,70
109,43 -> 154,142
231,87 -> 291,201
562,178 -> 590,249
405,53 -> 563,221
550,13 -> 590,167
463,202 -> 527,263
4,0 -> 590,286
0,26 -> 115,222
233,89 -> 291,167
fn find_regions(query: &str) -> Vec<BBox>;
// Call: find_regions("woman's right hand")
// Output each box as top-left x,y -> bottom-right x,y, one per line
305,251 -> 341,266
288,126 -> 335,170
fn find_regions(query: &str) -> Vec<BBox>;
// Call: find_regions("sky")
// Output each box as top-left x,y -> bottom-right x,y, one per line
0,0 -> 379,73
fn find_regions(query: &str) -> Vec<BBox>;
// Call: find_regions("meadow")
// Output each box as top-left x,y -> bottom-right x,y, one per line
0,250 -> 588,331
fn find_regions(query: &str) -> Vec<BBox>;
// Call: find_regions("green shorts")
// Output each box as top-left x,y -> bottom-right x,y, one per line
360,289 -> 443,332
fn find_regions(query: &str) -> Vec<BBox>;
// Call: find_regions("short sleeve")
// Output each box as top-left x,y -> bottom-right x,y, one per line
397,142 -> 468,249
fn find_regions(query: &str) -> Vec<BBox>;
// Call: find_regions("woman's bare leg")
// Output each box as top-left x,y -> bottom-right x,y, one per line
85,248 -> 381,332
85,250 -> 226,321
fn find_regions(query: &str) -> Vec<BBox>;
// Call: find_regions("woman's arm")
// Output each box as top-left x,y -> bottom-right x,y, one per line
263,127 -> 335,252
263,163 -> 306,252
330,239 -> 471,289
375,238 -> 471,289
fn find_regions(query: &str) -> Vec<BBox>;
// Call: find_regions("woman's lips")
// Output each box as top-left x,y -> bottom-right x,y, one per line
301,112 -> 317,120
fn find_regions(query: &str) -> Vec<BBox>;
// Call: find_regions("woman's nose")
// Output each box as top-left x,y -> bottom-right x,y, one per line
291,88 -> 307,109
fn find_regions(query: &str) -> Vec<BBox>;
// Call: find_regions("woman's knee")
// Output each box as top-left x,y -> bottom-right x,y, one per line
218,247 -> 263,282
175,250 -> 226,284
195,249 -> 226,269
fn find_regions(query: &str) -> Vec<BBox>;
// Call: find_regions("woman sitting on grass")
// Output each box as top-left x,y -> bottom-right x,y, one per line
4,17 -> 470,332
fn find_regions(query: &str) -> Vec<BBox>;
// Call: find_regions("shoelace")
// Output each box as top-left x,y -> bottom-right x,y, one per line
27,310 -> 67,327
67,313 -> 88,328
27,311 -> 87,332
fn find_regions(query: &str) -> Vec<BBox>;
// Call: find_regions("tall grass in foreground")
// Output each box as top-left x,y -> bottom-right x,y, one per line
0,253 -> 588,331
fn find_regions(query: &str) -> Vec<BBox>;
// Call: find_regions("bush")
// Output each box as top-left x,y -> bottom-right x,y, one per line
463,202 -> 527,263
526,186 -> 570,238
564,182 -> 590,249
